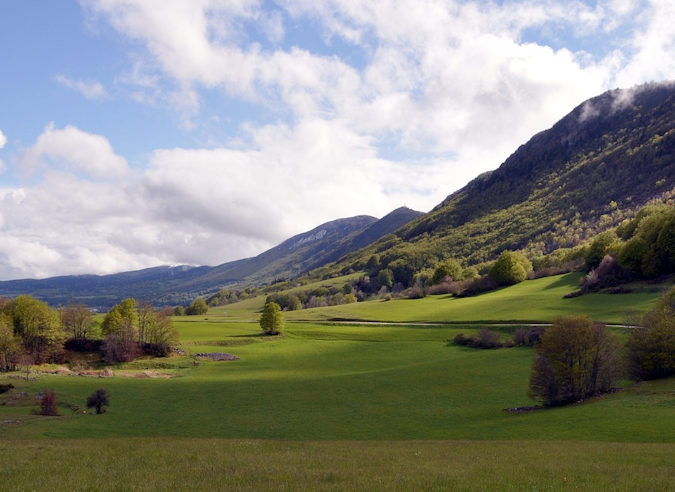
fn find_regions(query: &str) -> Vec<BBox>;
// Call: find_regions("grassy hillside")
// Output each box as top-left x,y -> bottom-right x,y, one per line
216,273 -> 662,324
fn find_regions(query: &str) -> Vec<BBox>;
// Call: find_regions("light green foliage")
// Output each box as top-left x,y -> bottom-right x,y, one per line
10,295 -> 65,359
173,306 -> 185,316
489,251 -> 532,286
186,297 -> 209,316
102,298 -> 138,336
432,258 -> 463,284
461,266 -> 479,280
259,302 -> 284,334
344,293 -> 358,304
0,315 -> 20,371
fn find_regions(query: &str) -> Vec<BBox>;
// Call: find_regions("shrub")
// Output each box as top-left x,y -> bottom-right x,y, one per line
511,327 -> 546,346
37,390 -> 59,416
476,328 -> 502,349
453,328 -> 502,349
86,389 -> 110,415
512,328 -> 529,346
102,321 -> 139,363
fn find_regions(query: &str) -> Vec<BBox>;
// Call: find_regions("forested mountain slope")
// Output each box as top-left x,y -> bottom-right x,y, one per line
313,82 -> 675,278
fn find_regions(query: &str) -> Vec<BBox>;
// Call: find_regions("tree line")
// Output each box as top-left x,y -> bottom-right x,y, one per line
0,295 -> 181,372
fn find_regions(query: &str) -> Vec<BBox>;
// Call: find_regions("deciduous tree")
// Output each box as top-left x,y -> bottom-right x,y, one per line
529,316 -> 620,406
86,389 -> 110,414
260,302 -> 284,335
489,251 -> 532,286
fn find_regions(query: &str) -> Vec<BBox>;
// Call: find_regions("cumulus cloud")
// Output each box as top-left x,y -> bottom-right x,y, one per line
55,75 -> 108,99
0,122 -> 404,279
18,123 -> 129,179
0,129 -> 6,174
3,0 -> 675,280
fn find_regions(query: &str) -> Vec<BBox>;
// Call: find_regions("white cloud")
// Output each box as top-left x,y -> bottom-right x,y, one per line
4,0 -> 675,280
0,129 -> 6,174
56,74 -> 108,99
19,123 -> 129,179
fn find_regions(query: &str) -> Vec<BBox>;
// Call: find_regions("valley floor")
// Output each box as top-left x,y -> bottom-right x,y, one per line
1,274 -> 672,490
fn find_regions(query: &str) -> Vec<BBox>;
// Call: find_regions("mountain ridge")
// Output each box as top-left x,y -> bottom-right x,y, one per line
0,209 -> 421,307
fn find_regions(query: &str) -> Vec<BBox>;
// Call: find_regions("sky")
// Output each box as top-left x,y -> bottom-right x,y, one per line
1,0 -> 675,280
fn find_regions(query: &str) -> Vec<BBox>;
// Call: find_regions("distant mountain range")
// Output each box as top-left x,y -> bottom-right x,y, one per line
0,207 -> 422,308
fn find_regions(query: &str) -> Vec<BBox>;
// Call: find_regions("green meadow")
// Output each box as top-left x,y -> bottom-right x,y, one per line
1,273 -> 674,490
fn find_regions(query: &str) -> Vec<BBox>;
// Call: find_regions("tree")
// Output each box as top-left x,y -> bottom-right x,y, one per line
36,390 -> 59,416
145,308 -> 180,356
173,306 -> 186,316
432,259 -> 463,285
60,302 -> 96,341
618,236 -> 648,276
11,295 -> 65,363
86,389 -> 110,414
102,319 -> 139,363
186,297 -> 208,316
101,298 -> 138,336
0,316 -> 20,372
626,286 -> 675,380
137,301 -> 155,345
260,302 -> 284,335
376,268 -> 394,289
489,251 -> 532,286
529,316 -> 620,406
585,231 -> 618,271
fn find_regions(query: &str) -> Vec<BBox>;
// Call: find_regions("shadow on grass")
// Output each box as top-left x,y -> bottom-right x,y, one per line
541,273 -> 580,290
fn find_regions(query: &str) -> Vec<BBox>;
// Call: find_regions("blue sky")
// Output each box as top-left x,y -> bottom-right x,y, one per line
0,0 -> 673,280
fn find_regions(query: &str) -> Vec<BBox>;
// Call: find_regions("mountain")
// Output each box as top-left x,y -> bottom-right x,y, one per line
0,210 -> 421,308
312,82 -> 675,279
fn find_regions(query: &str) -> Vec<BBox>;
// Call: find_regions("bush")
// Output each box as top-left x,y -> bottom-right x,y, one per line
529,316 -> 620,406
36,391 -> 59,416
86,389 -> 110,415
511,327 -> 546,346
102,322 -> 139,363
453,328 -> 502,349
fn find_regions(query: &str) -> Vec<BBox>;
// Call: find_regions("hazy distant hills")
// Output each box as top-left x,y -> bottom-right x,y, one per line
0,208 -> 421,308
317,82 -> 675,277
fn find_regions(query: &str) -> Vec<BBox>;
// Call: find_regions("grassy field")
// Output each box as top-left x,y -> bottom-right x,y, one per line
1,274 -> 672,489
3,438 -> 675,491
284,273 -> 664,324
